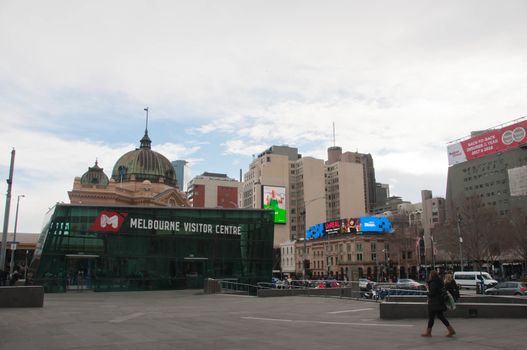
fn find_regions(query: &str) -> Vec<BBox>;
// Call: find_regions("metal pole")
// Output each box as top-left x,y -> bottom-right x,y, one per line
303,237 -> 307,281
9,195 -> 24,273
431,235 -> 435,269
0,148 -> 15,271
456,214 -> 463,272
24,250 -> 28,280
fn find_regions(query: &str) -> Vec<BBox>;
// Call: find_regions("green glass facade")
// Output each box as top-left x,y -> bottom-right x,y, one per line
31,204 -> 274,292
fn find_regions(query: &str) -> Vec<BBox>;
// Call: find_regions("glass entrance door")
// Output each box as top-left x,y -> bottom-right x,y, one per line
65,255 -> 97,291
183,259 -> 206,289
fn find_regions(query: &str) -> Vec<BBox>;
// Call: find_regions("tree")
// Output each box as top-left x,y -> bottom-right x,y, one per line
453,195 -> 509,271
388,214 -> 420,278
505,208 -> 527,268
433,221 -> 458,265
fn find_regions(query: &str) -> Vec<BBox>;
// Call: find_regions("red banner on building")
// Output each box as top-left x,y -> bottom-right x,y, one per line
448,120 -> 527,166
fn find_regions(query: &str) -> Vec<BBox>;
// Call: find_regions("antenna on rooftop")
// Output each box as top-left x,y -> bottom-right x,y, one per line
332,122 -> 336,147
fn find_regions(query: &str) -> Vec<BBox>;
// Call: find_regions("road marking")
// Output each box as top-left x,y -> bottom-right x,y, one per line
241,317 -> 414,328
328,308 -> 373,314
109,312 -> 145,323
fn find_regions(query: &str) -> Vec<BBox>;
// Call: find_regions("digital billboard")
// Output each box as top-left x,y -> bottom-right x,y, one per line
306,216 -> 391,239
262,185 -> 286,224
447,119 -> 527,166
359,216 -> 392,233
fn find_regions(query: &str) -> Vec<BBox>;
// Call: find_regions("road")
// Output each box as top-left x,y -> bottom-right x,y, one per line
0,290 -> 524,349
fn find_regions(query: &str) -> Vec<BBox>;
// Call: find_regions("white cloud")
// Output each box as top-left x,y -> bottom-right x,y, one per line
1,0 -> 527,230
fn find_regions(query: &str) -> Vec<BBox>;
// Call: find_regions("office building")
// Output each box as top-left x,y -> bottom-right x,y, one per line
446,119 -> 527,220
326,147 -> 367,221
375,183 -> 390,208
187,172 -> 242,208
327,147 -> 376,214
171,160 -> 191,192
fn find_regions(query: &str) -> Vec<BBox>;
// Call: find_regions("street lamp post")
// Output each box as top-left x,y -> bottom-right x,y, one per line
382,248 -> 388,282
9,194 -> 24,274
431,235 -> 435,269
456,214 -> 464,271
301,196 -> 325,281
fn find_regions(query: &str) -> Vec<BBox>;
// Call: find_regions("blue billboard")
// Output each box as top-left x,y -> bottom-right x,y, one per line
359,216 -> 392,233
305,216 -> 392,240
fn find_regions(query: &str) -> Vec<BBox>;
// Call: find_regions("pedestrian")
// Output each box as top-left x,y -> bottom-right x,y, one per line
421,270 -> 456,337
0,268 -> 7,286
9,268 -> 20,286
444,272 -> 460,302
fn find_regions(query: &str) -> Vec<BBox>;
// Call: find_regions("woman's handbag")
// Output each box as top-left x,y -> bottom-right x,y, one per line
443,289 -> 456,310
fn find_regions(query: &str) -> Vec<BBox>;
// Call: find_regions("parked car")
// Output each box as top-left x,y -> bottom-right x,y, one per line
454,271 -> 498,289
396,278 -> 425,290
359,278 -> 375,291
484,281 -> 527,296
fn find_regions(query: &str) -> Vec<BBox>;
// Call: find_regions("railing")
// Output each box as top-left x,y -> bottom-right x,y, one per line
218,280 -> 262,296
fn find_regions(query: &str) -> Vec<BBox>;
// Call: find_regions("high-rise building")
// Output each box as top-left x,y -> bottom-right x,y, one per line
375,183 -> 390,208
446,119 -> 527,220
242,146 -> 300,247
187,172 -> 242,208
171,160 -> 191,192
326,147 -> 376,214
290,157 -> 326,241
326,147 -> 367,220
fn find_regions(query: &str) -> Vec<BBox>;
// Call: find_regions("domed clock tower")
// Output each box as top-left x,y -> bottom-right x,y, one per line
68,125 -> 189,207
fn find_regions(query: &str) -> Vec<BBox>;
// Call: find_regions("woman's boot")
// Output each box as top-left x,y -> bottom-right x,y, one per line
421,328 -> 432,337
446,325 -> 456,337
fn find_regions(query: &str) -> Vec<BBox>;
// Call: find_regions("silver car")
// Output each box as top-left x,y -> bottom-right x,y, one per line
484,281 -> 527,296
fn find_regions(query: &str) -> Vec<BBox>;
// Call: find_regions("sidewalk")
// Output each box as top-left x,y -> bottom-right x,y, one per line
0,290 -> 525,349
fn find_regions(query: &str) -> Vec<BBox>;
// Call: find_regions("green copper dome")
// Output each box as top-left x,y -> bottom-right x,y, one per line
111,131 -> 177,187
81,160 -> 110,186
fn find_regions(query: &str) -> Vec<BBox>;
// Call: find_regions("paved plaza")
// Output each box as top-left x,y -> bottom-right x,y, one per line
0,290 -> 525,350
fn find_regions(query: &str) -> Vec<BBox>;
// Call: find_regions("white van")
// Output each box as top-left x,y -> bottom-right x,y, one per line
453,271 -> 498,289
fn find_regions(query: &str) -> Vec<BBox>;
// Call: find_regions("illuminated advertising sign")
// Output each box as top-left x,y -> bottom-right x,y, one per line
306,216 -> 390,239
262,185 -> 286,224
359,216 -> 392,233
448,119 -> 527,166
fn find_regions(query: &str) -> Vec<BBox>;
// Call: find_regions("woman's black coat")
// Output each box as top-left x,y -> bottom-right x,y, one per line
427,276 -> 447,312
444,280 -> 460,301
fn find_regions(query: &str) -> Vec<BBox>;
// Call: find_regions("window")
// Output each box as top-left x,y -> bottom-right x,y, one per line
356,253 -> 363,262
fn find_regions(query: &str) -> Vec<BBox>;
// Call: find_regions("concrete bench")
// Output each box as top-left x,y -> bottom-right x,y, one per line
385,295 -> 527,304
380,301 -> 527,319
257,287 -> 361,298
0,286 -> 44,308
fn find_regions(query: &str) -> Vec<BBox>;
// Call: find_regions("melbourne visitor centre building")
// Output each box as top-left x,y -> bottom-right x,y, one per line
30,123 -> 274,292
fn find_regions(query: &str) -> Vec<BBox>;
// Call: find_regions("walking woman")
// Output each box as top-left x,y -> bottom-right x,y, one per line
444,272 -> 460,302
421,270 -> 456,337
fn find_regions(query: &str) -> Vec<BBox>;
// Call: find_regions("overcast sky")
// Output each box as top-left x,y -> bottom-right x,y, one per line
1,0 -> 527,233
